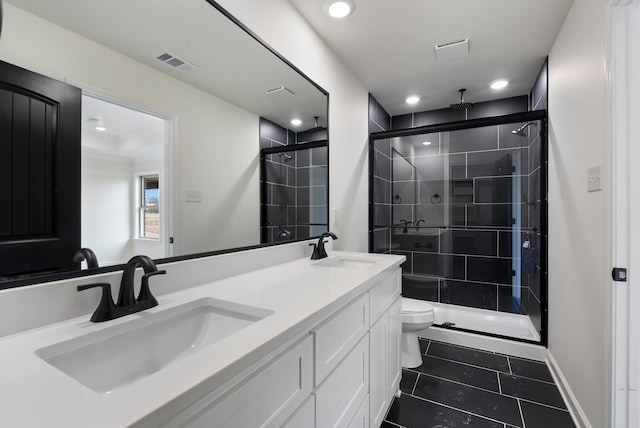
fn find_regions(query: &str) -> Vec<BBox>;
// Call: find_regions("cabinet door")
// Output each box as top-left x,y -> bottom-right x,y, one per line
347,394 -> 369,428
386,297 -> 402,399
282,396 -> 315,428
175,336 -> 313,428
315,334 -> 369,428
369,313 -> 388,427
313,293 -> 369,385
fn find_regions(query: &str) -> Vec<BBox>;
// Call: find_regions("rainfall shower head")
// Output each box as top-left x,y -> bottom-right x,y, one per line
511,122 -> 537,137
450,89 -> 473,110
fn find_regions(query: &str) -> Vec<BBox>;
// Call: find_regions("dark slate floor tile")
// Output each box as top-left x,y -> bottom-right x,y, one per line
400,369 -> 418,394
499,373 -> 567,409
385,394 -> 504,428
413,374 -> 523,427
520,400 -> 576,428
414,355 -> 500,392
419,338 -> 429,355
427,341 -> 510,372
509,357 -> 554,383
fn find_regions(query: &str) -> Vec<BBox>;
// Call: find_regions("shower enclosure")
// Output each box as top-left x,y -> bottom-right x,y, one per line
260,142 -> 329,243
369,111 -> 547,344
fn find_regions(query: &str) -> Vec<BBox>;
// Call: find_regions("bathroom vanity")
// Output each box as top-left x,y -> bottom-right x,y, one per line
0,251 -> 403,427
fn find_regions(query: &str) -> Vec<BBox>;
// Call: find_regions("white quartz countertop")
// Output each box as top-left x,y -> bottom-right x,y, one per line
0,251 -> 403,427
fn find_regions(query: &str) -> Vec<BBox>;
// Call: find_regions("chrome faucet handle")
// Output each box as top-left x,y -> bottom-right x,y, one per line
77,283 -> 116,323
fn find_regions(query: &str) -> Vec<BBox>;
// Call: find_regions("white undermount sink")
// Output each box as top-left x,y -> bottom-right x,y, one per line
36,297 -> 273,393
312,256 -> 377,270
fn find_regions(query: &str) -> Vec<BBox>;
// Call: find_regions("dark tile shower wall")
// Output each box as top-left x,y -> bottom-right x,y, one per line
390,122 -> 539,318
370,95 -> 548,341
260,118 -> 328,243
370,94 -> 393,254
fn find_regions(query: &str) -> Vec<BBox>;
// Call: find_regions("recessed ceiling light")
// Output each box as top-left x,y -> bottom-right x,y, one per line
328,1 -> 355,18
95,126 -> 107,132
290,119 -> 302,126
422,141 -> 432,146
406,96 -> 420,104
490,79 -> 509,90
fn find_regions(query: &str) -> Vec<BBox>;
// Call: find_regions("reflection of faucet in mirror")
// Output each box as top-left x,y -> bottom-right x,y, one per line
77,255 -> 166,322
399,219 -> 413,234
73,248 -> 99,269
415,219 -> 425,230
310,232 -> 338,260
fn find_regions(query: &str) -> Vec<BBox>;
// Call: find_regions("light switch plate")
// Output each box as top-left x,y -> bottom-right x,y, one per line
185,189 -> 202,202
587,165 -> 602,192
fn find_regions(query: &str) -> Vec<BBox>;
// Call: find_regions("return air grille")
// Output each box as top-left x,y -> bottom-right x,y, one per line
155,51 -> 198,72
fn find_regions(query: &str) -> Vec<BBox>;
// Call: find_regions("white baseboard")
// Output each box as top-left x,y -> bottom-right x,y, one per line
546,351 -> 591,428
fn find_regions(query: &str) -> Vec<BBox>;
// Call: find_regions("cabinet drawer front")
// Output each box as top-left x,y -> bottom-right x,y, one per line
369,270 -> 401,325
313,293 -> 369,385
282,396 -> 315,428
315,334 -> 369,428
347,393 -> 369,428
182,336 -> 313,428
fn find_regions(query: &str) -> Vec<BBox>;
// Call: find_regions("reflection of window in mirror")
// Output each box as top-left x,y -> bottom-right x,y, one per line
139,174 -> 160,240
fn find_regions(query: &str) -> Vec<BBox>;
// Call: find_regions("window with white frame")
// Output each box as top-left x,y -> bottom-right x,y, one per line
139,174 -> 160,239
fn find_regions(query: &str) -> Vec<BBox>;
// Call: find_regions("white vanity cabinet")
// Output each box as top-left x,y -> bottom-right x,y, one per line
369,271 -> 402,428
147,266 -> 402,428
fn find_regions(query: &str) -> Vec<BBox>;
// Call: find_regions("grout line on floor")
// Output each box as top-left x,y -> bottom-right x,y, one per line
405,394 -> 521,428
381,419 -> 404,428
517,399 -> 527,428
497,372 -> 502,394
424,353 -> 508,375
513,396 -> 571,412
424,339 -> 431,355
500,371 -> 557,386
507,356 -> 513,374
411,372 -> 419,395
418,372 -> 505,396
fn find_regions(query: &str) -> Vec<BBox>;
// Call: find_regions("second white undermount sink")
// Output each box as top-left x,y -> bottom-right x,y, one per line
36,297 -> 273,394
312,256 -> 376,270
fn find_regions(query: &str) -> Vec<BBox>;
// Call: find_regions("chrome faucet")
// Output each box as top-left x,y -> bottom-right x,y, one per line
310,232 -> 338,260
77,255 -> 166,322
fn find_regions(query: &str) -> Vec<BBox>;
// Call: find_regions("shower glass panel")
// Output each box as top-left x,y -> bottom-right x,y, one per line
261,144 -> 328,243
370,112 -> 547,344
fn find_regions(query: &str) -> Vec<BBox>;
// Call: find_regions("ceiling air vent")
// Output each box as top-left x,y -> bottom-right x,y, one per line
155,51 -> 198,72
434,38 -> 469,62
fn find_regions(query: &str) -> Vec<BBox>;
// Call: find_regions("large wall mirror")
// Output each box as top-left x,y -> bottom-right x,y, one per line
0,0 -> 329,287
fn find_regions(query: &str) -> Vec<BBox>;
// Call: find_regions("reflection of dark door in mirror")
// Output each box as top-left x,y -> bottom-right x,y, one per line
0,60 -> 81,277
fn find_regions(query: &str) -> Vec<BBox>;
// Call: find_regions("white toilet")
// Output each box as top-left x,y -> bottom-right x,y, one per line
401,297 -> 435,368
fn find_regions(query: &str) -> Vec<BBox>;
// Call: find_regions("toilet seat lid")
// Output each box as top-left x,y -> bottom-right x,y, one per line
402,297 -> 434,314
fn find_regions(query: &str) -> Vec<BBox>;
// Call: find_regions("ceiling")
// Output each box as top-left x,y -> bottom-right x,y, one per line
7,0 -> 328,131
289,0 -> 573,116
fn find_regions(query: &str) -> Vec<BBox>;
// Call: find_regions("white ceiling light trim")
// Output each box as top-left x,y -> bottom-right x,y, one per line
406,95 -> 420,104
290,119 -> 302,126
327,0 -> 355,18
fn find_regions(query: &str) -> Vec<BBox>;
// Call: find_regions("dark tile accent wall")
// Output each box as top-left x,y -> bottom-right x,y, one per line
260,118 -> 328,243
370,94 -> 392,253
390,96 -> 528,131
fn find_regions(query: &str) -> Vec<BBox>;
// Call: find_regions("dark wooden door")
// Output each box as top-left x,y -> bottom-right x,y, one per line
0,60 -> 81,277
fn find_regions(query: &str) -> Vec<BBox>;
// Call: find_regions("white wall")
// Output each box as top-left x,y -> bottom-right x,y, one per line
0,4 -> 260,257
216,0 -> 371,252
81,155 -> 133,265
547,0 -> 607,425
